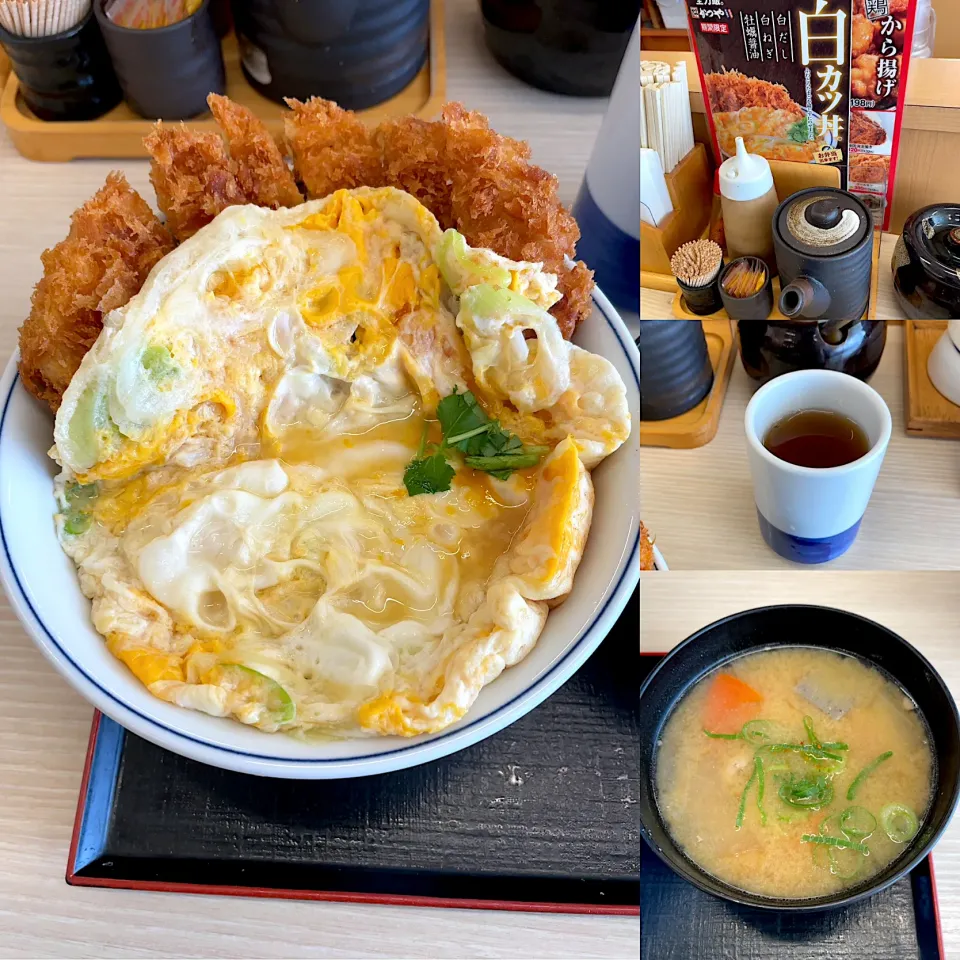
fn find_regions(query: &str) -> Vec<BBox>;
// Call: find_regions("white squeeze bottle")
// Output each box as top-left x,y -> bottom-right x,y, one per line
719,136 -> 779,273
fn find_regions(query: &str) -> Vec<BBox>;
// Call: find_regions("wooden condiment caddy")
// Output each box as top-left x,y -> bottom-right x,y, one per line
670,229 -> 883,322
640,151 -> 843,292
639,141 -> 713,277
0,0 -> 445,161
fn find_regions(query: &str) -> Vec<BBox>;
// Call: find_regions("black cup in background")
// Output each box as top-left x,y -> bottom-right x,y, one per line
0,9 -> 121,121
231,0 -> 429,109
638,320 -> 715,421
481,0 -> 641,96
95,0 -> 225,120
718,258 -> 774,320
676,275 -> 723,317
210,0 -> 232,37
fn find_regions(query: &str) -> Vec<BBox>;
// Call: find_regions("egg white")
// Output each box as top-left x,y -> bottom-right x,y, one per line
51,187 -> 629,737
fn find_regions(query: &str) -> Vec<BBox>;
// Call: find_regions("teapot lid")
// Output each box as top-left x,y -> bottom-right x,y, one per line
900,203 -> 960,292
775,188 -> 870,259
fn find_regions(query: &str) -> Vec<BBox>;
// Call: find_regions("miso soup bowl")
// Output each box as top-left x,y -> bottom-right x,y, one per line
638,605 -> 960,911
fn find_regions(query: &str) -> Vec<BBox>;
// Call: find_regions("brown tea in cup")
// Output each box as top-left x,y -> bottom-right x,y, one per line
764,409 -> 870,468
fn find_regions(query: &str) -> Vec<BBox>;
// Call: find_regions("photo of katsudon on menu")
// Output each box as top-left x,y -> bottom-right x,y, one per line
684,0 -> 918,229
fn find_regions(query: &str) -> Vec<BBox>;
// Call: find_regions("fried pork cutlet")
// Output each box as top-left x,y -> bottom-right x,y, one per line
439,103 -> 586,337
705,70 -> 800,114
850,111 -> 886,146
145,124 -> 245,242
283,97 -> 383,198
284,97 -> 592,338
442,104 -> 579,266
850,153 -> 890,183
17,173 -> 174,412
375,115 -> 454,227
640,522 -> 655,572
208,94 -> 302,209
146,94 -> 303,241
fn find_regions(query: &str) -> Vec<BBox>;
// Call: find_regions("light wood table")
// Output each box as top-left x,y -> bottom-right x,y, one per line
640,296 -> 960,570
0,5 -> 638,958
641,571 -> 960,958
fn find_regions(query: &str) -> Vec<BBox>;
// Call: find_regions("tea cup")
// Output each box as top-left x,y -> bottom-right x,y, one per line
744,369 -> 892,564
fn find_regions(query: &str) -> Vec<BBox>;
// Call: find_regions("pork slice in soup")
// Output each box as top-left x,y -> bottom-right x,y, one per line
655,648 -> 934,900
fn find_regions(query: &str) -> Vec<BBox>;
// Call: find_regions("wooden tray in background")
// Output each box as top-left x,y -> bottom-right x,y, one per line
904,320 -> 960,440
639,319 -> 738,450
0,0 -> 445,161
670,231 -> 883,321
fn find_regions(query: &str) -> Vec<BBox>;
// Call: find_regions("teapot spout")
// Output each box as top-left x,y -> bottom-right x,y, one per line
779,277 -> 831,318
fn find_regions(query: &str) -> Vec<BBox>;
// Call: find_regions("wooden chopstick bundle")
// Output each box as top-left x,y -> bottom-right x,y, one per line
640,59 -> 696,174
0,0 -> 89,36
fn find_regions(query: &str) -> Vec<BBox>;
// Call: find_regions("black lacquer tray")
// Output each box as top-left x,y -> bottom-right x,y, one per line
639,653 -> 945,959
67,592 -> 640,915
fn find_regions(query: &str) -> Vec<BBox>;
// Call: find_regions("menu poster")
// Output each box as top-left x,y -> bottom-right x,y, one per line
685,0 -> 917,230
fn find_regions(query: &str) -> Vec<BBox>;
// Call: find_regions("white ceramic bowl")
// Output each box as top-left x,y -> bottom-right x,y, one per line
0,287 -> 640,779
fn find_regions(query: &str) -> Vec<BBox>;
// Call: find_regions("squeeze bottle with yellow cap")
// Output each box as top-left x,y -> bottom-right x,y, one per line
719,136 -> 779,273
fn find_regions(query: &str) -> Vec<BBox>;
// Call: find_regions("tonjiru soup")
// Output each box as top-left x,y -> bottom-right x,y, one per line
655,647 -> 934,899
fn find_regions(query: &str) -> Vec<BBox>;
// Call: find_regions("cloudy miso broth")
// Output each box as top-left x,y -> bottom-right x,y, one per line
655,648 -> 934,899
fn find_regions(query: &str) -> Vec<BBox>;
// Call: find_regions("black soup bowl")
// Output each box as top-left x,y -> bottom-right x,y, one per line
639,605 -> 960,911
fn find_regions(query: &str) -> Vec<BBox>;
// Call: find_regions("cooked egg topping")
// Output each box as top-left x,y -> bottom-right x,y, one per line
51,187 -> 627,737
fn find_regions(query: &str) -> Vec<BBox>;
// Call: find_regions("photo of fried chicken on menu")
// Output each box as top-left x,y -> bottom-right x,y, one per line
851,0 -> 907,107
704,70 -> 830,163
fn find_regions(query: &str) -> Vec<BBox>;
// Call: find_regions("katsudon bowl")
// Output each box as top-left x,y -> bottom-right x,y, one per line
639,605 -> 960,911
0,283 -> 640,780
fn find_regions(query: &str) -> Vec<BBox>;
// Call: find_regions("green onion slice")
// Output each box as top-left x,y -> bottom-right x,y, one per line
742,720 -> 774,744
736,764 -> 759,830
755,755 -> 767,825
778,774 -> 834,810
847,751 -> 894,801
765,743 -> 845,763
820,814 -> 843,837
63,511 -> 92,536
65,481 -> 98,506
800,834 -> 870,853
839,806 -> 877,838
219,663 -> 295,725
703,729 -> 743,740
880,803 -> 919,844
803,715 -> 822,749
829,846 -> 866,879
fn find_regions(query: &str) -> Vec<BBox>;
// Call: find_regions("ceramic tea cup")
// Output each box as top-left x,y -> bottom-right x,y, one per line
744,369 -> 892,564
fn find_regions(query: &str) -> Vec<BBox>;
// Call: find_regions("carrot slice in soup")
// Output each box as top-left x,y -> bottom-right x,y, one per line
702,673 -> 763,733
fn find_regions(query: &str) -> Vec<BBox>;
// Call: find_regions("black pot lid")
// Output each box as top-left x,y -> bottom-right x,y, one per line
775,188 -> 870,259
900,203 -> 960,293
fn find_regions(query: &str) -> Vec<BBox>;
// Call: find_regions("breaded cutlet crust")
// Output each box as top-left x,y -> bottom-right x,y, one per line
17,172 -> 174,411
284,96 -> 594,339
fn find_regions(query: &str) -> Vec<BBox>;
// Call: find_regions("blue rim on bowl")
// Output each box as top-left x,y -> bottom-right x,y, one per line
0,286 -> 640,778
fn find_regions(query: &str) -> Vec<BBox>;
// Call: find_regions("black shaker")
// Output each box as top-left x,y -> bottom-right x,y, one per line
481,0 -> 641,96
0,9 -> 121,121
638,320 -> 715,421
230,0 -> 429,109
95,0 -> 225,120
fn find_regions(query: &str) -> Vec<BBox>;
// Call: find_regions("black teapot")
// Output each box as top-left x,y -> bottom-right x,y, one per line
737,320 -> 887,385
